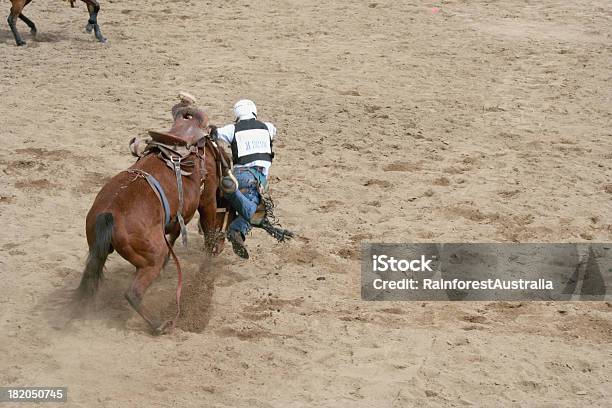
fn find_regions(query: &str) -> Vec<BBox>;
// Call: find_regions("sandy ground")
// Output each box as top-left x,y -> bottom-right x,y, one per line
1,0 -> 611,406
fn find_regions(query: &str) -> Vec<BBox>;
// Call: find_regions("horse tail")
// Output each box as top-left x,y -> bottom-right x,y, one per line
77,213 -> 114,298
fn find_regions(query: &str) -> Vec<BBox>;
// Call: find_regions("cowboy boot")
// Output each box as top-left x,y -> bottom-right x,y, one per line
221,172 -> 238,194
227,230 -> 249,259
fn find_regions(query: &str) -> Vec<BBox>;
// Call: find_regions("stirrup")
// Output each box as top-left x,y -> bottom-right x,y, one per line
221,172 -> 238,194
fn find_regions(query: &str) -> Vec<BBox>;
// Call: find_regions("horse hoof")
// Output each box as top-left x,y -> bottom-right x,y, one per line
85,23 -> 93,33
16,40 -> 26,46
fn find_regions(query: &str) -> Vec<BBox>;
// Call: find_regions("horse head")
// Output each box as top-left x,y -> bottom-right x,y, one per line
149,106 -> 209,147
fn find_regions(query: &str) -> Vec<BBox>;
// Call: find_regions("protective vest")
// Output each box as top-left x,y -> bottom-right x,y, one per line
230,119 -> 274,165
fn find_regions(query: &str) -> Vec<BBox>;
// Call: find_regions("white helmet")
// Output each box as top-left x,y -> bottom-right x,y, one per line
233,99 -> 257,121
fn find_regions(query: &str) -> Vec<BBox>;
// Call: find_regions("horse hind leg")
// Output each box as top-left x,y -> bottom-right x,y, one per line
83,0 -> 106,43
125,262 -> 172,335
8,0 -> 27,46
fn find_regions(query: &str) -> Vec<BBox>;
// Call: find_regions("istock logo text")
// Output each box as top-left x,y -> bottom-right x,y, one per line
372,255 -> 434,272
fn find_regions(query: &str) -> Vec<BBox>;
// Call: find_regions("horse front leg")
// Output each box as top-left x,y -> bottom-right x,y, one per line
198,194 -> 225,256
82,0 -> 106,43
8,0 -> 27,46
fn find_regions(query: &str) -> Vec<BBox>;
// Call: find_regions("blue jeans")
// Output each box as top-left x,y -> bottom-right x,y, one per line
225,168 -> 264,236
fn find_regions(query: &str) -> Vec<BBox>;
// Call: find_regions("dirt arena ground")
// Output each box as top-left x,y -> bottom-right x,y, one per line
1,0 -> 611,406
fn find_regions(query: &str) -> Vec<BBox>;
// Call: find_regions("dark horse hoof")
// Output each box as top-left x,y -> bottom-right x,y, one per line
94,28 -> 107,44
85,23 -> 93,33
16,39 -> 26,46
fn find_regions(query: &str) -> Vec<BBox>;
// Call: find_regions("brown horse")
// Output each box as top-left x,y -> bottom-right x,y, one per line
7,0 -> 105,46
77,106 -> 222,334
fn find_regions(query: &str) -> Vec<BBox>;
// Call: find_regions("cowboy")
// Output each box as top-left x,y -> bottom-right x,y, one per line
212,99 -> 277,259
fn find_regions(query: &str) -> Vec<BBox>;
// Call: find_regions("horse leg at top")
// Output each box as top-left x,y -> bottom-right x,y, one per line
8,0 -> 27,46
18,14 -> 36,37
82,0 -> 106,43
18,0 -> 36,37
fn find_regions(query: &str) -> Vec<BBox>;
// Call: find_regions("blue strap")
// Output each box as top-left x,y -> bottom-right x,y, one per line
145,174 -> 171,228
